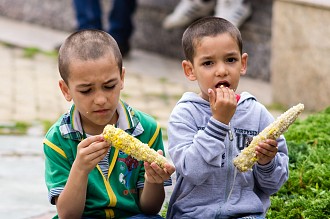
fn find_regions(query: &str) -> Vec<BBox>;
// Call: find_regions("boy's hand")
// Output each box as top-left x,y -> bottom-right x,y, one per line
74,135 -> 110,174
256,139 -> 278,165
208,87 -> 237,125
144,150 -> 175,184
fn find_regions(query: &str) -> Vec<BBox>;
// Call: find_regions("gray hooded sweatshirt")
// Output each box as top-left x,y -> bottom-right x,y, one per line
166,92 -> 289,219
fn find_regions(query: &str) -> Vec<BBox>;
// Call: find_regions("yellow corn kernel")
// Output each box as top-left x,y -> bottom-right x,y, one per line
103,125 -> 167,168
233,103 -> 304,172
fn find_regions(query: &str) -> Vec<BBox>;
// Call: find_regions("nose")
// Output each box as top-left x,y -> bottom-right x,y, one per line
215,62 -> 228,77
94,91 -> 107,105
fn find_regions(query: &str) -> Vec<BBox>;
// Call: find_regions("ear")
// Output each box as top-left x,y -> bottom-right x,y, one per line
120,67 -> 125,90
240,53 -> 248,76
59,80 -> 72,102
182,60 -> 197,81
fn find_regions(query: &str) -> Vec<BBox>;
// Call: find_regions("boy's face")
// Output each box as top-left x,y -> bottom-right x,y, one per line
183,33 -> 248,101
59,53 -> 124,135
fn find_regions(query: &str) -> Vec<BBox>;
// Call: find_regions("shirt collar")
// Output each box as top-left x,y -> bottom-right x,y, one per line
60,100 -> 144,140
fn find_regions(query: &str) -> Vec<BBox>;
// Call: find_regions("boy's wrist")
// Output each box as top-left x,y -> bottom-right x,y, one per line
72,161 -> 90,178
144,175 -> 166,185
213,115 -> 230,125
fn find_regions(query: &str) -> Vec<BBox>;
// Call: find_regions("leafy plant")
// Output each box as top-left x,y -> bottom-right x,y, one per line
267,106 -> 330,218
160,202 -> 169,218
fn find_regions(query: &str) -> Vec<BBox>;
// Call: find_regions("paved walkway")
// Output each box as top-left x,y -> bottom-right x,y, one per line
0,16 -> 273,219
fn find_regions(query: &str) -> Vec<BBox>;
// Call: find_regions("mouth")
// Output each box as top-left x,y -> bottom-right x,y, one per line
215,81 -> 230,88
94,109 -> 109,114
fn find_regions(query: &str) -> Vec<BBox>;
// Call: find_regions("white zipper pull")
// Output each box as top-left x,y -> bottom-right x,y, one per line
228,123 -> 233,141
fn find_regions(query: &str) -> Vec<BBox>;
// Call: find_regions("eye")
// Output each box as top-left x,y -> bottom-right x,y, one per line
203,61 -> 213,66
104,84 -> 116,90
227,57 -> 237,63
80,89 -> 91,94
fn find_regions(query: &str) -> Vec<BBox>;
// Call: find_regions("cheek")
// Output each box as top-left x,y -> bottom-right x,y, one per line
75,91 -> 95,103
111,87 -> 121,97
199,75 -> 213,86
104,88 -> 122,106
74,97 -> 90,111
233,73 -> 241,82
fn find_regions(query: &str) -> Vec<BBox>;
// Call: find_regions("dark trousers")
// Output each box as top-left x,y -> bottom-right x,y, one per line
73,0 -> 137,47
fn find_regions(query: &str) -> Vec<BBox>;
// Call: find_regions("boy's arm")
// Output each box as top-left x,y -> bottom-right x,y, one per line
168,110 -> 229,185
138,182 -> 165,215
138,159 -> 174,215
55,135 -> 110,219
54,161 -> 89,219
136,127 -> 175,215
253,109 -> 289,195
253,135 -> 289,195
167,89 -> 236,185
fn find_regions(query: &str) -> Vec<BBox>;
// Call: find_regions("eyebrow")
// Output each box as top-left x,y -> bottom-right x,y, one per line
76,78 -> 118,88
225,51 -> 240,56
204,51 -> 239,59
199,55 -> 213,60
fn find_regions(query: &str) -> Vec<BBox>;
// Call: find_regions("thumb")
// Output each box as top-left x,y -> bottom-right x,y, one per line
157,150 -> 164,156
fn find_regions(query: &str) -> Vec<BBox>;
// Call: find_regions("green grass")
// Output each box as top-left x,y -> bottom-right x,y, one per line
0,119 -> 54,135
0,121 -> 30,135
22,47 -> 58,59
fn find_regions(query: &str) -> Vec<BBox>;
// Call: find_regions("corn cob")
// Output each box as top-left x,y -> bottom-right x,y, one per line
103,125 -> 167,168
233,103 -> 304,172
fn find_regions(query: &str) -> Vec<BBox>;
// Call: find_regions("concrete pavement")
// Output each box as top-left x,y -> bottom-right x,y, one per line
0,17 -> 273,219
0,135 -> 56,219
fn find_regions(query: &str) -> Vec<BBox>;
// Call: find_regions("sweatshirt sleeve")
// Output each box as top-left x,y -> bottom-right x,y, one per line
253,107 -> 289,195
168,105 -> 229,186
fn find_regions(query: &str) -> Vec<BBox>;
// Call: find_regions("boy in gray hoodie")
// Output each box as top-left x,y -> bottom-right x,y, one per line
166,17 -> 289,219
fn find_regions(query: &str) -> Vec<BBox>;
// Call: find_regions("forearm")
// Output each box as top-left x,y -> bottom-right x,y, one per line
56,162 -> 89,219
168,119 -> 227,184
139,181 -> 165,215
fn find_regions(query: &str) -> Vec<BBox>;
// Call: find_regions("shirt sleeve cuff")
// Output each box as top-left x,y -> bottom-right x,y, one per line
256,157 -> 276,175
204,117 -> 229,141
48,187 -> 64,205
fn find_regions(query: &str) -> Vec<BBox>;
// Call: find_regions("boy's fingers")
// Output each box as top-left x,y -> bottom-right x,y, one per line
257,143 -> 278,158
146,162 -> 170,181
144,162 -> 158,181
164,163 -> 176,175
88,147 -> 109,162
220,86 -> 229,98
79,135 -> 105,148
208,88 -> 215,108
265,139 -> 278,148
229,89 -> 236,102
150,165 -> 168,182
259,141 -> 278,153
215,87 -> 224,100
221,87 -> 236,103
86,142 -> 110,155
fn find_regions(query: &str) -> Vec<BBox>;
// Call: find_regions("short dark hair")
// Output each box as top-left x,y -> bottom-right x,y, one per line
58,29 -> 123,84
182,16 -> 243,63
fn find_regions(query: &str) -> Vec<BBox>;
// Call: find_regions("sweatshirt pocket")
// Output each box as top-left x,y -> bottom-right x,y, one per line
226,187 -> 264,214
